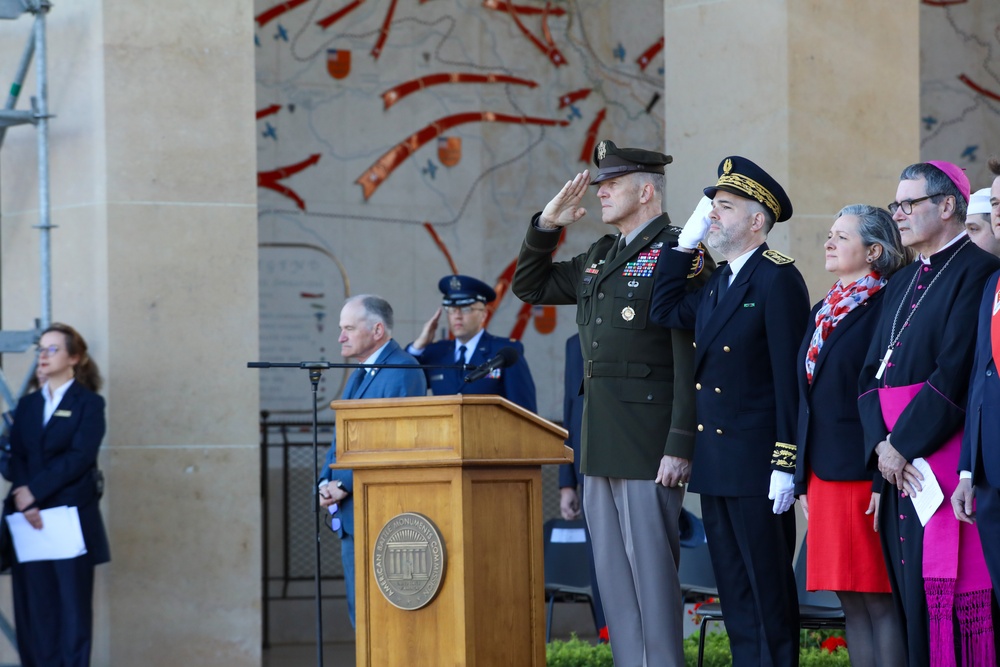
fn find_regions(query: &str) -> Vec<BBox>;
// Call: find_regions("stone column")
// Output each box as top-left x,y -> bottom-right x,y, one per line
0,1 -> 260,665
664,0 -> 920,298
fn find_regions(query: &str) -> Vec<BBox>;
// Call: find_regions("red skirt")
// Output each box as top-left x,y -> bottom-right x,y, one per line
805,471 -> 892,593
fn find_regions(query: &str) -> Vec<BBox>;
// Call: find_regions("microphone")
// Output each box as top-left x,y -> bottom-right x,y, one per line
463,347 -> 519,383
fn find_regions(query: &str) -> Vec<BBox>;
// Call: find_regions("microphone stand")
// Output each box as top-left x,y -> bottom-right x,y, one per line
247,359 -> 472,667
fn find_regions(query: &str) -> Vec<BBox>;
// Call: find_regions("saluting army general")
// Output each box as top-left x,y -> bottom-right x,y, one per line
650,156 -> 810,667
512,140 -> 711,667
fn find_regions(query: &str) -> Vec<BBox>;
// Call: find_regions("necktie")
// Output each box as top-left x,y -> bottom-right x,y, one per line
606,234 -> 626,262
456,345 -> 467,364
715,265 -> 732,307
344,367 -> 365,399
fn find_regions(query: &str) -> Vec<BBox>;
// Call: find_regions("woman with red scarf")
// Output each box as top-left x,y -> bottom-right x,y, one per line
795,204 -> 910,666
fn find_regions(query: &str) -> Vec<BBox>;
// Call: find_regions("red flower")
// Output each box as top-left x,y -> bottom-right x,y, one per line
821,636 -> 847,653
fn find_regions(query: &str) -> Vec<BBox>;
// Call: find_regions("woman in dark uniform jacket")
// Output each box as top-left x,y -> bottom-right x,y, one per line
795,205 -> 909,667
5,323 -> 109,667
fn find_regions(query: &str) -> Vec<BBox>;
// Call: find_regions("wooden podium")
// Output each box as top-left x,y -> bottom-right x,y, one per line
330,394 -> 571,667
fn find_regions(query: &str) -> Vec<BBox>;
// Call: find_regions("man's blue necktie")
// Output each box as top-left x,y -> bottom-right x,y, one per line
344,367 -> 365,399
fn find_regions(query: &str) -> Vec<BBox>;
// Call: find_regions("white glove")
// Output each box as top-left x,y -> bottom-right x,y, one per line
677,196 -> 713,249
768,470 -> 795,514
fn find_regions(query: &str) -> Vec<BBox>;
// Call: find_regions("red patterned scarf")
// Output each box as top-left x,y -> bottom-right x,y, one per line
805,271 -> 885,383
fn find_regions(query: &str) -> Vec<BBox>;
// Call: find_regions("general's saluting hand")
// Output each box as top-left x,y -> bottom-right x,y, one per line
539,171 -> 591,229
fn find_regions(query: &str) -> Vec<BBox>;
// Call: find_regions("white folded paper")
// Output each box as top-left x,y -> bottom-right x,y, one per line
6,505 -> 87,562
550,527 -> 587,544
909,457 -> 945,527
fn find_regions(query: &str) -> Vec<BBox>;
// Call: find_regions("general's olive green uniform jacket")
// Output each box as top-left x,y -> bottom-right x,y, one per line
512,213 -> 710,479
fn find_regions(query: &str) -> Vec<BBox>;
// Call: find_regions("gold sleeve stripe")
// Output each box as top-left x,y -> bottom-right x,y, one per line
771,441 -> 796,469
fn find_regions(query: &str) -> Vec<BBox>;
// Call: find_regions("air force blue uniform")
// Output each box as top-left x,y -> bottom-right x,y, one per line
411,331 -> 536,412
411,274 -> 536,412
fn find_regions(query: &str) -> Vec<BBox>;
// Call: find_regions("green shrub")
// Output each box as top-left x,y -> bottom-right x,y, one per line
545,635 -> 614,667
546,628 -> 851,667
682,630 -> 732,667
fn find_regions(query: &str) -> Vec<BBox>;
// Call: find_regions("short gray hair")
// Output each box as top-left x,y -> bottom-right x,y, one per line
836,204 -> 910,277
345,294 -> 394,333
747,199 -> 775,233
633,171 -> 665,199
899,163 -> 968,223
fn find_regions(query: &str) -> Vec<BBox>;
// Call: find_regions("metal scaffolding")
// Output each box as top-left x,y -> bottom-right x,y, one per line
0,4 -> 56,660
0,0 -> 53,413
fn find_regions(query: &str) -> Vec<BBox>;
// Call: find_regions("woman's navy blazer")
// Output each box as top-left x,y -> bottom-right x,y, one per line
794,288 -> 885,494
4,381 -> 110,564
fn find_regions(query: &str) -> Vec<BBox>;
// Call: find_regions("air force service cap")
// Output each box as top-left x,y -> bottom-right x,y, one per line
704,156 -> 793,223
438,274 -> 497,307
591,139 -> 672,185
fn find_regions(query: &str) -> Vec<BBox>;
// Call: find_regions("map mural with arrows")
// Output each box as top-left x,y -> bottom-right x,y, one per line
921,1 -> 1000,188
255,0 -> 667,416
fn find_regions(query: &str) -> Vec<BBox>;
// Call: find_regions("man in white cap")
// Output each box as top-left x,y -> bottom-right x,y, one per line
965,187 -> 1000,257
954,155 -> 1000,617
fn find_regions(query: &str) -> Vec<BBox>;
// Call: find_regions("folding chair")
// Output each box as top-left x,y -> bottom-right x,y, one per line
542,518 -> 597,642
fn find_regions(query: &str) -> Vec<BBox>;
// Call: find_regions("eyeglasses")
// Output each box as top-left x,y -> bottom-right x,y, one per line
888,193 -> 945,216
326,503 -> 341,532
36,345 -> 61,357
445,305 -> 485,315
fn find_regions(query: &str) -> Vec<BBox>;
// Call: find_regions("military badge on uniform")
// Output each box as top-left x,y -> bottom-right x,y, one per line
621,306 -> 635,321
628,280 -> 639,288
597,140 -> 607,161
650,242 -> 663,249
688,246 -> 706,279
622,248 -> 660,277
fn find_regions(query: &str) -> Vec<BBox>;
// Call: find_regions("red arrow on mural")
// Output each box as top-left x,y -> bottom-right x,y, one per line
356,112 -> 569,200
487,0 -> 567,67
370,0 -> 399,60
255,0 -> 311,28
483,0 -> 566,16
558,88 -> 592,109
579,108 -> 606,163
636,37 -> 664,71
258,153 -> 321,211
256,104 -> 282,120
383,73 -> 537,110
959,73 -> 1000,102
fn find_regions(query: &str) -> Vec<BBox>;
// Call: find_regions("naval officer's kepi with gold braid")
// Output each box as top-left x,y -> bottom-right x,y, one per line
704,156 -> 793,223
